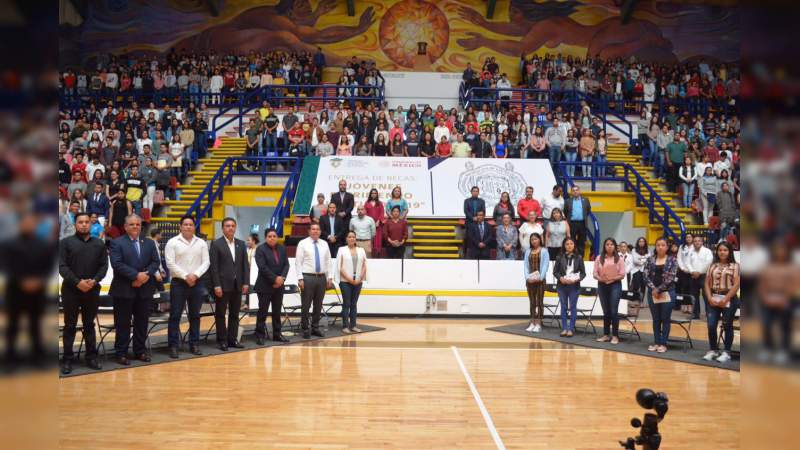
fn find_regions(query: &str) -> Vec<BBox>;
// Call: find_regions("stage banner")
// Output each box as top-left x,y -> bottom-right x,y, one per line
313,156 -> 433,216
429,159 -> 557,217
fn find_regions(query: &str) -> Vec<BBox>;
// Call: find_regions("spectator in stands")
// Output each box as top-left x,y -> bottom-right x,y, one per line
553,237 -> 585,338
516,186 -> 541,222
373,133 -> 389,157
529,126 -> 546,159
476,132 -> 493,158
406,130 -> 420,157
384,206 -> 408,259
419,132 -> 436,157
86,183 -> 109,219
493,191 -> 515,222
578,128 -> 595,177
125,165 -> 145,215
246,118 -> 260,161
316,134 -> 334,157
519,210 -> 544,254
350,204 -> 377,257
758,242 -> 793,364
698,166 -> 717,225
320,202 -> 346,258
385,186 -> 408,220
67,171 -> 87,199
666,133 -> 687,192
451,133 -> 471,158
643,237 -> 677,354
523,233 -> 549,333
594,238 -> 626,345
389,133 -> 406,157
716,182 -> 737,242
336,135 -> 352,156
309,193 -> 327,224
336,231 -> 368,333
563,186 -> 591,256
545,117 -> 566,166
655,124 -> 671,179
60,201 -> 79,239
495,213 -> 518,260
434,118 -> 450,144
169,134 -> 184,178
436,135 -> 452,157
678,155 -> 697,208
703,242 -> 740,363
466,210 -> 492,260
106,189 -> 132,239
463,186 -> 486,225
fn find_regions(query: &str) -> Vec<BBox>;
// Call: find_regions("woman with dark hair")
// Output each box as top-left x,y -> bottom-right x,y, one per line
544,208 -> 569,261
703,241 -> 740,363
492,191 -> 515,222
419,132 -> 435,158
336,231 -> 368,332
643,237 -> 678,353
553,237 -> 586,337
523,233 -> 550,333
593,238 -> 626,344
630,237 -> 649,297
384,186 -> 408,220
364,188 -> 385,257
373,133 -> 389,157
383,206 -> 408,259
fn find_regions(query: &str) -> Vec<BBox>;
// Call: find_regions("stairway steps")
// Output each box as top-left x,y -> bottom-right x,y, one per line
407,238 -> 463,244
412,246 -> 460,252
411,225 -> 455,231
412,231 -> 457,238
413,253 -> 460,259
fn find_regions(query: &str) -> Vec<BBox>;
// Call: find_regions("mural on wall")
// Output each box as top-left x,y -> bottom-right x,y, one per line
62,0 -> 739,73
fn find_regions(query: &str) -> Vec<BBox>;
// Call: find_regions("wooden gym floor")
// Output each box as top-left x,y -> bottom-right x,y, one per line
58,318 -> 739,449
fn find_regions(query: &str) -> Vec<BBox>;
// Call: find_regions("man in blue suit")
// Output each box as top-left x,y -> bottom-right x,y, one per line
86,183 -> 110,218
109,214 -> 161,365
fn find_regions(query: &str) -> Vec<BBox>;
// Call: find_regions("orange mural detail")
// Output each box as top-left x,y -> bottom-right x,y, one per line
378,0 -> 450,68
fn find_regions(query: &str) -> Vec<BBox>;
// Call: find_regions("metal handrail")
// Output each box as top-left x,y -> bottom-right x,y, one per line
556,161 -> 686,243
268,160 -> 303,237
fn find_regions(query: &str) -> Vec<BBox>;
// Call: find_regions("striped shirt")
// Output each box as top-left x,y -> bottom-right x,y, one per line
707,262 -> 740,293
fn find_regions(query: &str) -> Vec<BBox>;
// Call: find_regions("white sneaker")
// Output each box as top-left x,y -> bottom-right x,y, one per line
703,351 -> 718,361
716,351 -> 731,363
774,350 -> 790,365
533,325 -> 541,333
525,323 -> 535,332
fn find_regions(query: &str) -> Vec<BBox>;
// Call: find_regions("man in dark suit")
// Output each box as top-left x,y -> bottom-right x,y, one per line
463,186 -> 486,224
86,182 -> 110,218
476,132 -> 493,158
253,228 -> 290,345
562,185 -> 592,256
109,214 -> 161,365
330,179 -> 355,226
209,217 -> 250,351
320,202 -> 346,258
59,212 -> 108,374
466,210 -> 493,260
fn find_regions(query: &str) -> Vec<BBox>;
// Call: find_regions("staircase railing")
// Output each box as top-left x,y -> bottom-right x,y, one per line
184,156 -> 301,233
552,163 -> 601,257
268,159 -> 303,237
556,161 -> 686,243
210,83 -> 385,140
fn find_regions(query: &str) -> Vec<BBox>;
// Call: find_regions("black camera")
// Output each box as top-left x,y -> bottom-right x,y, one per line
619,388 -> 669,450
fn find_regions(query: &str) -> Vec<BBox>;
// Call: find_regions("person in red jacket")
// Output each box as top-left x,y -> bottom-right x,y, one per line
517,186 -> 542,221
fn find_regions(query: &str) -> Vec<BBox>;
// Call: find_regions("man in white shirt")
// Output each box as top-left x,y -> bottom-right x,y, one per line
497,73 -> 512,108
433,119 -> 451,144
349,204 -> 376,256
540,185 -> 565,223
683,235 -> 713,319
294,223 -> 334,339
164,216 -> 210,358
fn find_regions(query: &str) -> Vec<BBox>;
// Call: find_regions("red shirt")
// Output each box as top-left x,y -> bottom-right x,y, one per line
383,219 -> 408,243
517,198 -> 541,221
436,142 -> 451,157
63,74 -> 76,88
703,146 -> 720,163
288,128 -> 305,144
224,73 -> 235,88
465,121 -> 479,134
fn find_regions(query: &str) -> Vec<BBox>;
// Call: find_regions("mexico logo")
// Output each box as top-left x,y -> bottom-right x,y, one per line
458,162 -> 527,204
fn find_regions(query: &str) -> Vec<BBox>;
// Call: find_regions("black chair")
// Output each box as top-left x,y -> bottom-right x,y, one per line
543,283 -> 561,329
280,284 -> 303,333
322,285 -> 343,327
576,287 -> 598,335
669,294 -> 695,350
58,324 -> 85,359
618,290 -> 642,341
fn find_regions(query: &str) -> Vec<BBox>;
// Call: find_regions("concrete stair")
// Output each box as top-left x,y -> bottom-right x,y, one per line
407,218 -> 462,258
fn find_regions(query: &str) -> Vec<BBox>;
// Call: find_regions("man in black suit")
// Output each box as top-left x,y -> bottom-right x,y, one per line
463,186 -> 486,224
59,212 -> 108,374
476,132 -> 493,158
562,185 -> 592,256
253,228 -> 290,345
330,179 -> 355,226
466,210 -> 493,260
86,182 -> 110,218
320,202 -> 346,257
209,217 -> 250,351
109,214 -> 162,365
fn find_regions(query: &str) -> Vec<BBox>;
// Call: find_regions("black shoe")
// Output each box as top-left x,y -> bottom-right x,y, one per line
86,358 -> 102,370
169,347 -> 179,359
228,341 -> 245,349
273,334 -> 290,343
302,330 -> 311,339
135,353 -> 151,363
60,359 -> 73,375
190,345 -> 202,355
256,336 -> 266,346
115,356 -> 130,366
311,329 -> 324,337
218,343 -> 228,351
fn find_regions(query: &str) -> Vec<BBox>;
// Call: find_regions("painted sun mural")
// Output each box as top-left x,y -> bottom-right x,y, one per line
61,0 -> 740,78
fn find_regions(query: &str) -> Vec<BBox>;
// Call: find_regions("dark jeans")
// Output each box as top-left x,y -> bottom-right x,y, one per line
569,220 -> 586,256
214,290 -> 242,344
386,245 -> 406,259
168,279 -> 204,347
301,275 -> 326,330
598,281 -> 622,337
707,296 -> 740,352
647,288 -> 675,345
688,275 -> 707,319
61,290 -> 99,359
256,289 -> 284,338
339,282 -> 363,329
557,283 -> 580,331
676,270 -> 691,310
5,287 -> 45,360
113,293 -> 151,357
762,304 -> 793,351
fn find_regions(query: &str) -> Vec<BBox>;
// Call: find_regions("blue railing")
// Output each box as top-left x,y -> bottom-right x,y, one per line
268,159 -> 303,237
210,83 -> 385,140
185,156 -> 302,235
555,161 -> 686,244
553,163 -> 601,257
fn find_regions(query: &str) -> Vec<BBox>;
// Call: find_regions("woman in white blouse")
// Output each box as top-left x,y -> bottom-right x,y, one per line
518,210 -> 544,253
336,231 -> 368,333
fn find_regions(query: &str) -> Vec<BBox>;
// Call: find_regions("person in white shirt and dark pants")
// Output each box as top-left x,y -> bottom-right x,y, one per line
336,231 -> 368,333
295,223 -> 334,339
681,235 -> 713,319
164,216 -> 210,358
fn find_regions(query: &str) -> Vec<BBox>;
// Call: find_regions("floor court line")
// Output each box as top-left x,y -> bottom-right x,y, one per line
273,345 -> 604,351
451,345 -> 506,450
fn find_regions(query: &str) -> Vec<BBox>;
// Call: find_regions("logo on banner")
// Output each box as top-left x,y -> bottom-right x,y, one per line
457,162 -> 527,203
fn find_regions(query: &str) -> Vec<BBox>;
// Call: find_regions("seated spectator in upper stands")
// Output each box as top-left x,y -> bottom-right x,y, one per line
106,189 -> 132,239
493,192 -> 515,222
419,132 -> 435,158
373,133 -> 389,157
716,182 -> 737,242
436,136 -> 452,158
316,134 -> 334,157
336,135 -> 352,156
389,134 -> 406,157
517,186 -> 541,222
86,182 -> 109,219
451,133 -> 471,158
495,213 -> 518,260
383,206 -> 408,259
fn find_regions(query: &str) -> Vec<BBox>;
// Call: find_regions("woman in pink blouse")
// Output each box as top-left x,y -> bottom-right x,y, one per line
528,126 -> 546,159
593,238 -> 627,344
336,135 -> 352,156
